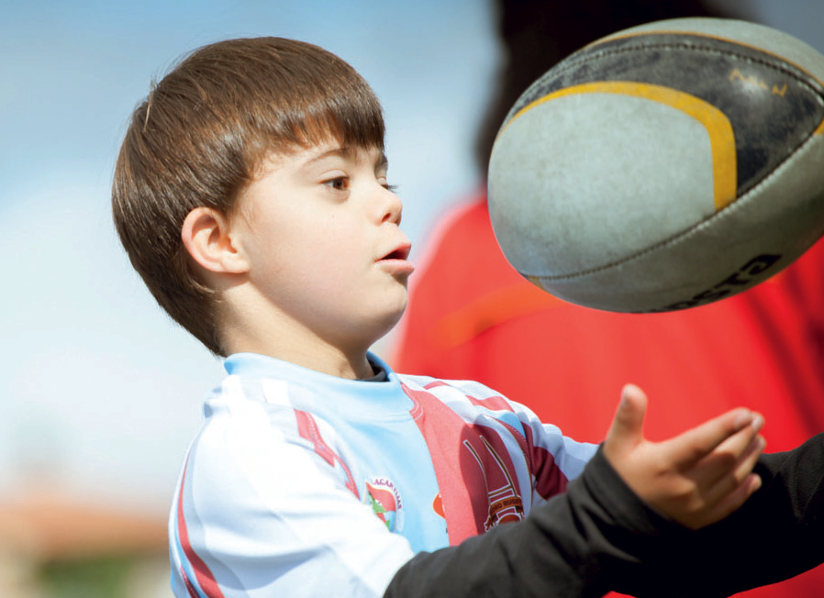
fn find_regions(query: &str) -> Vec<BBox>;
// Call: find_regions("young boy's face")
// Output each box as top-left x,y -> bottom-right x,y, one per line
230,138 -> 414,355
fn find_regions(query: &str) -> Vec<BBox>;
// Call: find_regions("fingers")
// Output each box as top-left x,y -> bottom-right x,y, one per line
707,472 -> 764,524
685,470 -> 764,530
661,406 -> 759,469
667,417 -> 766,529
605,384 -> 648,452
698,426 -> 766,507
698,413 -> 765,481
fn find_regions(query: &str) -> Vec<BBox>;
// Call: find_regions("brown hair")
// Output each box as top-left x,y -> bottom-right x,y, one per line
112,37 -> 386,355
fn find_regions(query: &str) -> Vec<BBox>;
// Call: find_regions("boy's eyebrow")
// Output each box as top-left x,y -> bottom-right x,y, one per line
303,145 -> 388,169
305,146 -> 349,164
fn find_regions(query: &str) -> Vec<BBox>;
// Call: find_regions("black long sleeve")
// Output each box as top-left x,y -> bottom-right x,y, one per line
385,446 -> 693,598
385,433 -> 824,598
667,430 -> 824,596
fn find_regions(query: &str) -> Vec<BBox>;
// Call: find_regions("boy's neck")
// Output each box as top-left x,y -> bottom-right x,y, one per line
221,307 -> 376,380
282,345 -> 376,380
227,334 -> 375,380
216,262 -> 394,380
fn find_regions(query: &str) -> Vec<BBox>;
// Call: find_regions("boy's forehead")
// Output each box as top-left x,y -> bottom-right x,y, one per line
260,140 -> 387,173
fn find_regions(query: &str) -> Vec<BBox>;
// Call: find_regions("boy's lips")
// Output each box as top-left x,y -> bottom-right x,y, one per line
381,243 -> 411,261
377,242 -> 414,276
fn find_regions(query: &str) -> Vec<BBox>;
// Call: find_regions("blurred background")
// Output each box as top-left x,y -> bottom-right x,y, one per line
1,1 -> 822,596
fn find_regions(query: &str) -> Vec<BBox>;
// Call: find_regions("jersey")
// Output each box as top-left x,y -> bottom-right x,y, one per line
169,351 -> 597,598
168,352 -> 824,598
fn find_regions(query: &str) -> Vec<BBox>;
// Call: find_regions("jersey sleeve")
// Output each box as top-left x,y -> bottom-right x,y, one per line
440,376 -> 600,499
517,399 -> 599,493
416,376 -> 598,490
169,391 -> 415,598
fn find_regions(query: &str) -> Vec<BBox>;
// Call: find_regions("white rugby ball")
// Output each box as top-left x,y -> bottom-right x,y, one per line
488,17 -> 824,312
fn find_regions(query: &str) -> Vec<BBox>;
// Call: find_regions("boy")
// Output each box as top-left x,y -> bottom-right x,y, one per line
112,37 -> 822,597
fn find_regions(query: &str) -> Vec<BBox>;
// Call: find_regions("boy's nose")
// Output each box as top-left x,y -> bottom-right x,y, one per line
378,186 -> 403,225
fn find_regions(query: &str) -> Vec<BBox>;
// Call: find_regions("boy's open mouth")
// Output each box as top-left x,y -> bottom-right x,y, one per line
377,243 -> 414,277
380,244 -> 411,262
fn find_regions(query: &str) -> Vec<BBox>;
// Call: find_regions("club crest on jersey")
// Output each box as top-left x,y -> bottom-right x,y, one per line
464,437 -> 525,530
365,478 -> 404,532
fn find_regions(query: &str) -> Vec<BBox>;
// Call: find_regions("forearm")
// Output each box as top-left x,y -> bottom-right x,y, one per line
386,431 -> 824,598
685,431 -> 824,596
384,447 -> 692,598
609,431 -> 824,598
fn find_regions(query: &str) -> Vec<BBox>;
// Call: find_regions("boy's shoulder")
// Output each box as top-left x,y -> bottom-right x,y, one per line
205,352 -> 539,428
397,372 -> 523,414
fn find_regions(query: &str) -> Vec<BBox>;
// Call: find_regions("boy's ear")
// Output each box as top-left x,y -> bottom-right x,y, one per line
181,207 -> 249,275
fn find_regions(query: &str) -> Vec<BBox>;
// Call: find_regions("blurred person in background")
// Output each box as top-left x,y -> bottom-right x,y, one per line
392,0 -> 824,595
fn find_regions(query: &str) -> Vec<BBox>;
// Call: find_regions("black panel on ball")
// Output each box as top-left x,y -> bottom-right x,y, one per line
506,32 -> 824,199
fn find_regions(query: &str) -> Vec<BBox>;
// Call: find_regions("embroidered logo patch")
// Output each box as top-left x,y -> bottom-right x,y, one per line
365,478 -> 404,532
464,437 -> 525,531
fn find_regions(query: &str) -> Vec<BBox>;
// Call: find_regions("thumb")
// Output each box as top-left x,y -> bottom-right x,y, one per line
606,384 -> 648,451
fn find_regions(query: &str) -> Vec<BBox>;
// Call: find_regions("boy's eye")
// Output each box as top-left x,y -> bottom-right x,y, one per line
324,177 -> 349,191
377,175 -> 397,192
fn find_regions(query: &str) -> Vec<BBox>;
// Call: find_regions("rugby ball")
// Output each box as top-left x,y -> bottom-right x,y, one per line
488,18 -> 824,313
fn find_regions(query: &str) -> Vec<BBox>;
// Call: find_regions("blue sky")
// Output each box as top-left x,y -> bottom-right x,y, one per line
1,0 -> 822,514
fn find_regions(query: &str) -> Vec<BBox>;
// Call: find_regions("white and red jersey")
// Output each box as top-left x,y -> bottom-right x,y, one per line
169,352 -> 597,598
169,352 -> 824,598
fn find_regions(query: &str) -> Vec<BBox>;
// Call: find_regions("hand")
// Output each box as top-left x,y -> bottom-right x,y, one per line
603,384 -> 765,530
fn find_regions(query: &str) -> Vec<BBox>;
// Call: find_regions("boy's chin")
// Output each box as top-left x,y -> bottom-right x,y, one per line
374,302 -> 408,338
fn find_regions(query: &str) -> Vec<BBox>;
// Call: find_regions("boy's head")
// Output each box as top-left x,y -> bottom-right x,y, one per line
112,37 -> 386,356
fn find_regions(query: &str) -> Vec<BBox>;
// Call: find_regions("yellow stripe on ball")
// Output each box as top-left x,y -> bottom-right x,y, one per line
506,81 -> 738,211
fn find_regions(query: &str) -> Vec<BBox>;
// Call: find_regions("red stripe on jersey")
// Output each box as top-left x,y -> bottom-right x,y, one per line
423,380 -> 514,412
422,380 -> 451,391
295,409 -> 359,498
176,465 -> 227,598
403,382 -> 527,544
466,394 -> 515,413
522,425 -> 569,498
181,566 -> 201,598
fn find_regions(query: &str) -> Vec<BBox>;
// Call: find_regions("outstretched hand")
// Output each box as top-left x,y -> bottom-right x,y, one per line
603,384 -> 765,530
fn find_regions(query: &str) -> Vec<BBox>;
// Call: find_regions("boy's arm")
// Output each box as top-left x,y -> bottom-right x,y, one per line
673,431 -> 824,596
603,385 -> 824,596
385,446 -> 689,598
385,386 -> 768,598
